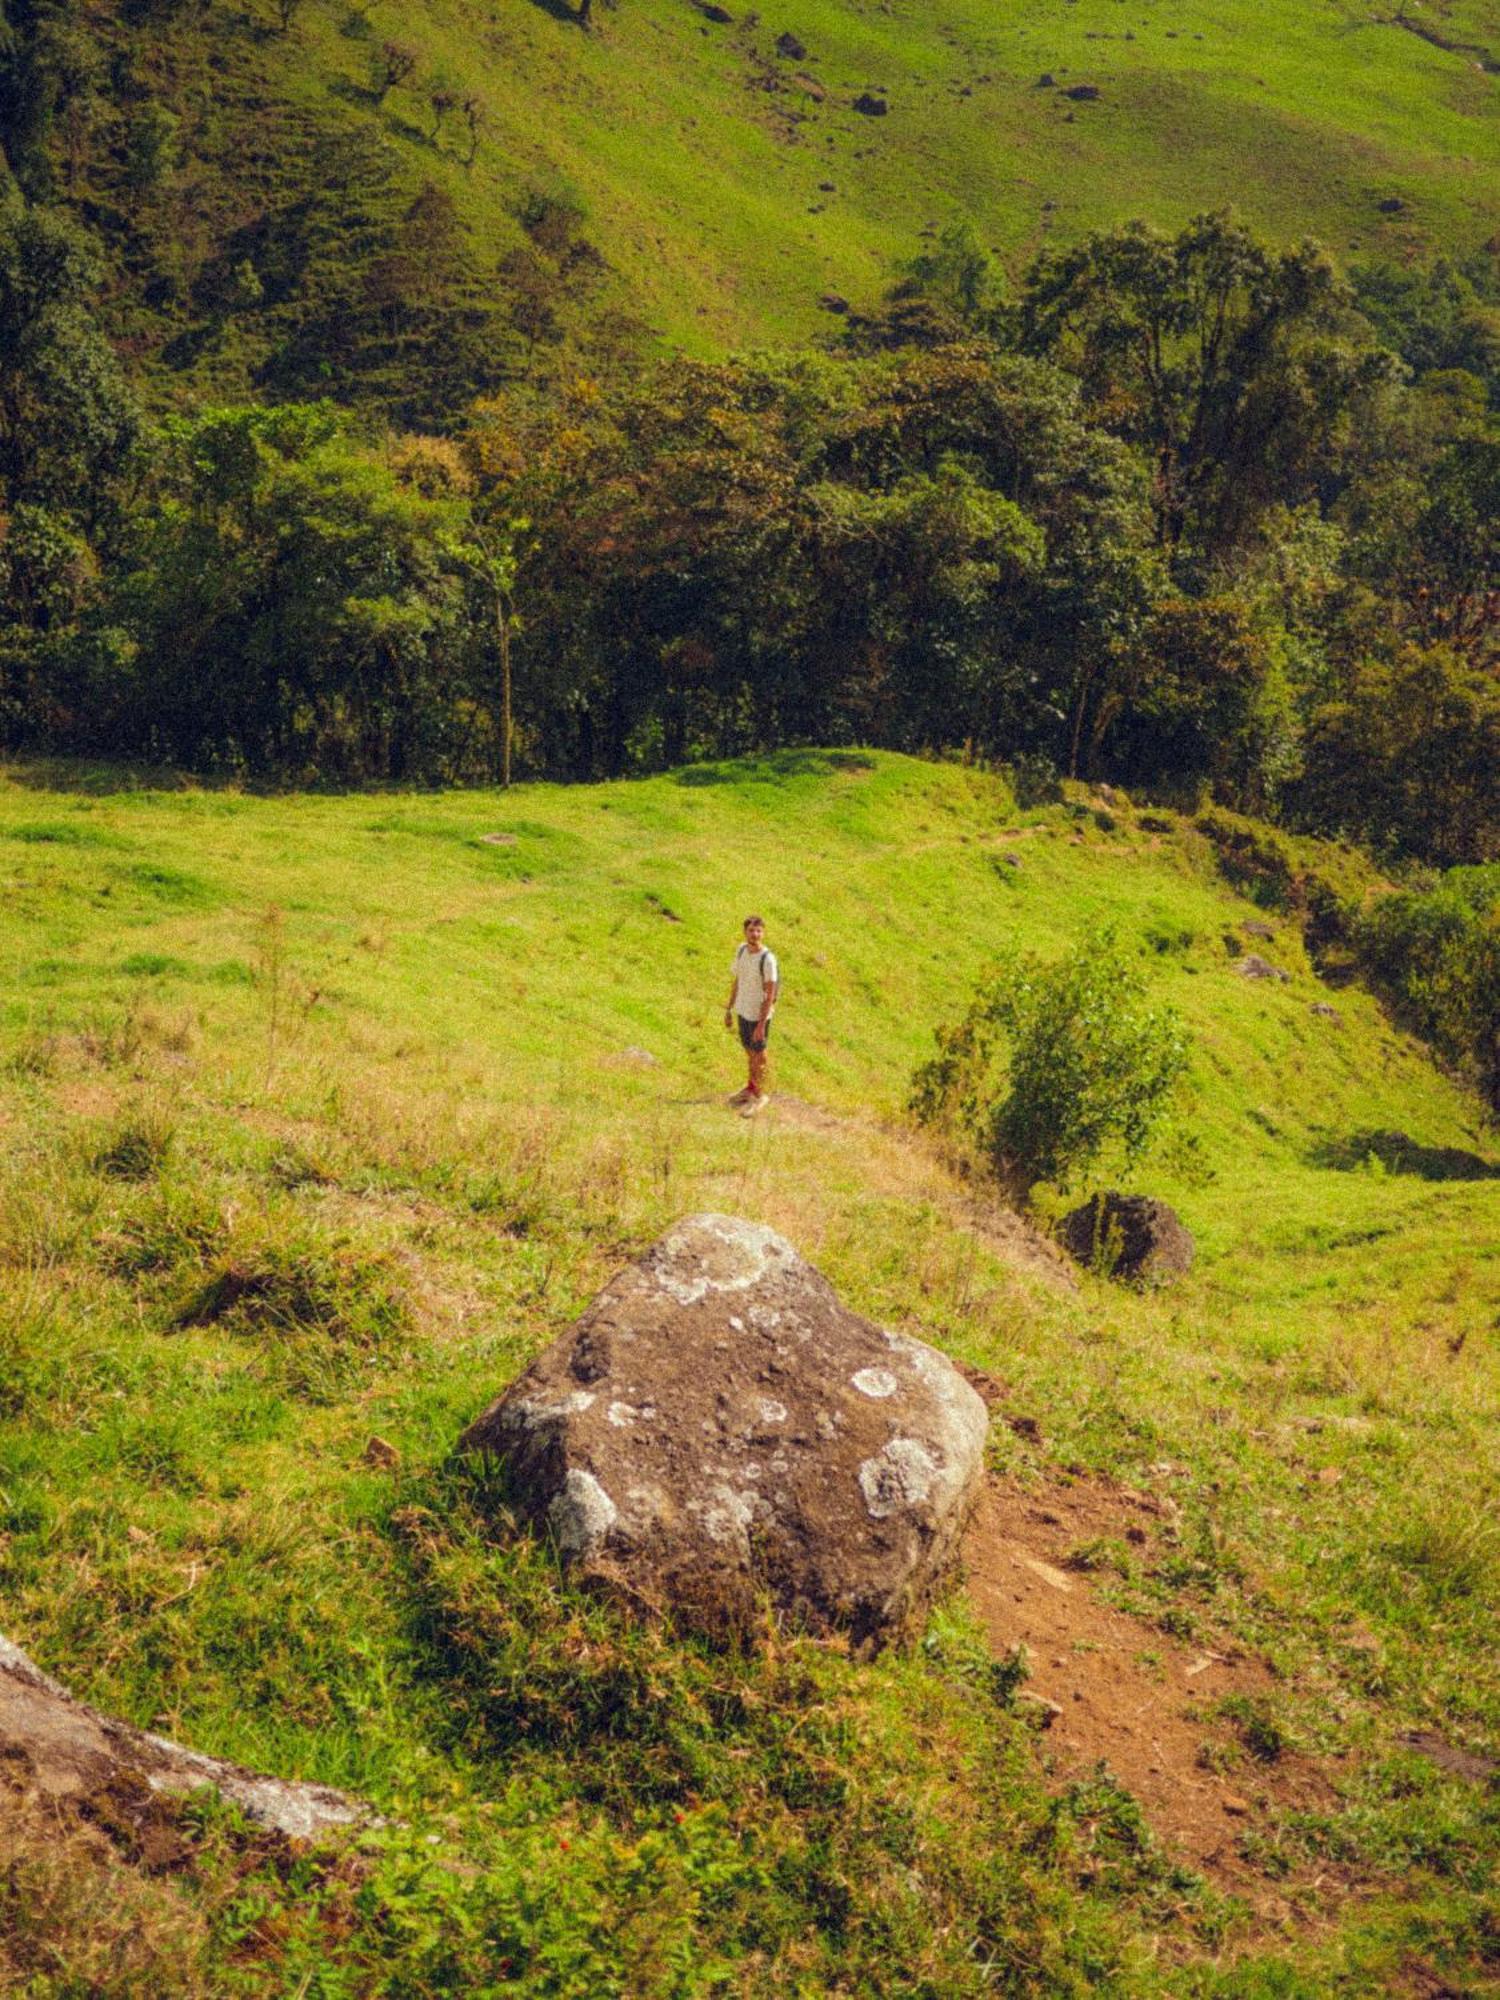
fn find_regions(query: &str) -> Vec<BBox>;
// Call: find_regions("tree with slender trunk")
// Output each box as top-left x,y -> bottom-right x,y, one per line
461,94 -> 487,167
372,40 -> 418,103
446,520 -> 526,786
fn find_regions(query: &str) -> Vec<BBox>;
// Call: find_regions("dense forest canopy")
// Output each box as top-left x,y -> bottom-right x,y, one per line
0,5 -> 1496,1020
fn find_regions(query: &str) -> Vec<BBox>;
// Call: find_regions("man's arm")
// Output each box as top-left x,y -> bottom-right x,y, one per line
757,975 -> 777,1032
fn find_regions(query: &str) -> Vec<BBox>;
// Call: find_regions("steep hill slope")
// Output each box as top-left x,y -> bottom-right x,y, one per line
1,751 -> 1496,1992
35,0 -> 1500,393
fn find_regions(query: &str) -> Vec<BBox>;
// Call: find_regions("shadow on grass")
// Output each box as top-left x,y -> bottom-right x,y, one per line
1,757 -> 215,795
524,0 -> 587,24
675,749 -> 876,788
1309,1128 -> 1499,1182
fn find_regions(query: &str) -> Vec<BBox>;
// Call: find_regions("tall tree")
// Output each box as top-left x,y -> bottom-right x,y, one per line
1019,212 -> 1395,555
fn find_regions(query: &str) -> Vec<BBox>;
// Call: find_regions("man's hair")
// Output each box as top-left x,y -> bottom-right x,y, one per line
743,914 -> 764,928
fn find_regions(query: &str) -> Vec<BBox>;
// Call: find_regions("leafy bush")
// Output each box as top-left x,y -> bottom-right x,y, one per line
910,932 -> 1189,1199
1355,867 -> 1500,1112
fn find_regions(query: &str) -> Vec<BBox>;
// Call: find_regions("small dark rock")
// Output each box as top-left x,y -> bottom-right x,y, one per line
853,91 -> 888,115
1037,71 -> 1057,87
820,292 -> 849,314
1309,1002 -> 1342,1023
1377,196 -> 1406,215
818,179 -> 835,191
1235,954 -> 1291,983
776,29 -> 806,59
697,2 -> 733,20
1060,1194 -> 1195,1285
1065,83 -> 1101,101
1242,919 -> 1277,940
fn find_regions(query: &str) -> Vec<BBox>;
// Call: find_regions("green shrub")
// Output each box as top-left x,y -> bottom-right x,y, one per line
910,932 -> 1189,1199
1355,867 -> 1500,1112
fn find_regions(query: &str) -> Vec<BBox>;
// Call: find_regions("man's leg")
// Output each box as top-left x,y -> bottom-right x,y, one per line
747,1022 -> 770,1101
729,1016 -> 755,1103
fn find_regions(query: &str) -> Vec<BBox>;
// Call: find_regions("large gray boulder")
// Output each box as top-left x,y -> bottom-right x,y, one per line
458,1215 -> 989,1652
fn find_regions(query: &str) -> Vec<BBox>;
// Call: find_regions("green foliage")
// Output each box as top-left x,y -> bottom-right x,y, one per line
1355,867 -> 1500,1112
1297,647 -> 1500,868
1019,212 -> 1396,555
76,403 -> 506,780
0,203 -> 139,514
911,931 -> 1189,1198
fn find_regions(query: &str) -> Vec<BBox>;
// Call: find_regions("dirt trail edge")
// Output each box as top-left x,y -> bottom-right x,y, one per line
962,1479 -> 1343,1920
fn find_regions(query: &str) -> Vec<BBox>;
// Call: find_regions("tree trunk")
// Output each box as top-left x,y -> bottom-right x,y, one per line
497,588 -> 512,788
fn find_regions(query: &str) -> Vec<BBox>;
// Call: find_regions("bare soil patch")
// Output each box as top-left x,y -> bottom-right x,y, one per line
962,1476 -> 1343,1917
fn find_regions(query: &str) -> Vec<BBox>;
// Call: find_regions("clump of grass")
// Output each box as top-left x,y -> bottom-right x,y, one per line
922,1603 -> 1031,1706
1219,1693 -> 1289,1764
1383,1508 -> 1500,1607
174,1234 -> 412,1401
1,1028 -> 59,1078
94,1111 -> 176,1181
1065,1536 -> 1138,1581
266,1139 -> 338,1189
101,1177 -> 224,1278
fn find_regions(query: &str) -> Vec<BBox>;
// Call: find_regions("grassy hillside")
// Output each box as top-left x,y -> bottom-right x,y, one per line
66,0 -> 1500,387
2,750 -> 1496,1993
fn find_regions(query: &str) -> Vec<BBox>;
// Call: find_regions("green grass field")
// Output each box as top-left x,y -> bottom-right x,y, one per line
115,0 -> 1500,380
1,750 -> 1496,1994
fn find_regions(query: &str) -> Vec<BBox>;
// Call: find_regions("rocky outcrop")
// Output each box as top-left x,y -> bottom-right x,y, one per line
1059,1194 -> 1195,1285
458,1215 -> 989,1652
0,1633 -> 369,1842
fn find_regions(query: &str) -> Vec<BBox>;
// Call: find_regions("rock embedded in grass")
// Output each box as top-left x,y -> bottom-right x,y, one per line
0,1634 -> 369,1842
1059,1193 -> 1195,1285
1235,953 -> 1291,982
457,1214 -> 989,1652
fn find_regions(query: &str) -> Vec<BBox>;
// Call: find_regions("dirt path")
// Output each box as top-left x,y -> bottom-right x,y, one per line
962,1476 -> 1342,1921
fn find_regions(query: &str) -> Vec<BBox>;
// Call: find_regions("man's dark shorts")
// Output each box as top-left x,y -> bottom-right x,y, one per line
737,1014 -> 770,1051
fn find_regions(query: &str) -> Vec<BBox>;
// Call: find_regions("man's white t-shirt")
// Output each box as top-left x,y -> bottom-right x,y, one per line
732,944 -> 778,1022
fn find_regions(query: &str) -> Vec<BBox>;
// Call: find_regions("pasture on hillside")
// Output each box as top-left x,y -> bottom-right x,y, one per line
65,0 -> 1500,378
0,751 -> 1496,1995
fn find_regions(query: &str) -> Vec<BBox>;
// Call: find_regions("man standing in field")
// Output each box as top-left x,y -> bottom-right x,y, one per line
725,914 -> 778,1114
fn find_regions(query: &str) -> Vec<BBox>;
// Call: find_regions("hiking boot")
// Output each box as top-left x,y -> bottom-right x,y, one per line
727,1087 -> 753,1106
739,1092 -> 769,1118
